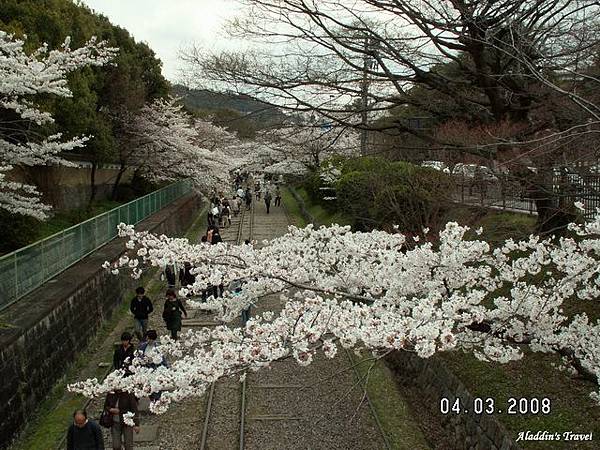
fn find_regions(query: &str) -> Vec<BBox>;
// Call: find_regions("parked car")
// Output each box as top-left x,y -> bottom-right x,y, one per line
421,160 -> 450,173
452,163 -> 498,181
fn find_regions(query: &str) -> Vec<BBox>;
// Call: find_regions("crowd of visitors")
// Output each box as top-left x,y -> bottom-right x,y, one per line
66,171 -> 283,449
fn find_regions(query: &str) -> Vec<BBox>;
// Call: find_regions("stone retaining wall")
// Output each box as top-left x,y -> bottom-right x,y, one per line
0,194 -> 202,449
386,351 -> 521,450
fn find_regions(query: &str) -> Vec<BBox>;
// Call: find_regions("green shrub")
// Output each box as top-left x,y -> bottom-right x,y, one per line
334,157 -> 452,231
0,211 -> 41,254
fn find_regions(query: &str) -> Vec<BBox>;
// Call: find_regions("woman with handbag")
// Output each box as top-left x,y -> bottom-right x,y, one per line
162,289 -> 187,340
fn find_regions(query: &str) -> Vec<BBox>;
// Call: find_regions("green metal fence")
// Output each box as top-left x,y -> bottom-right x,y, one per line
0,180 -> 192,311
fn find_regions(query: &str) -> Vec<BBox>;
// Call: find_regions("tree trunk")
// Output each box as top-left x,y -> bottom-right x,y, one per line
111,162 -> 127,200
526,170 -> 576,235
89,161 -> 98,206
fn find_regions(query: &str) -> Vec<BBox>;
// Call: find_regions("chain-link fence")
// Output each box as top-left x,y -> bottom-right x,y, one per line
0,180 -> 192,311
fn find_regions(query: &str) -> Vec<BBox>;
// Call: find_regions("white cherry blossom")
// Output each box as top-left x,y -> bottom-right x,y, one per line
69,218 -> 600,412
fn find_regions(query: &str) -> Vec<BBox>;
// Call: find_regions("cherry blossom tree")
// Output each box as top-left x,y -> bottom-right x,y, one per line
0,31 -> 117,219
123,96 -> 244,192
70,204 -> 600,413
185,1 -> 600,143
184,0 -> 600,233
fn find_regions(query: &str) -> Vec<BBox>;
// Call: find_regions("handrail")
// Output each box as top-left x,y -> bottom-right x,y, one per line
0,179 -> 192,311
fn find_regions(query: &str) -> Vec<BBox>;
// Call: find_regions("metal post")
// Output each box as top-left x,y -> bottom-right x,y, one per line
41,240 -> 45,280
360,37 -> 370,156
14,254 -> 18,299
62,230 -> 66,266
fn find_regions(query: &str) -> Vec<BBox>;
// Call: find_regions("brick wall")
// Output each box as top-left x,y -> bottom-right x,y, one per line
0,194 -> 202,449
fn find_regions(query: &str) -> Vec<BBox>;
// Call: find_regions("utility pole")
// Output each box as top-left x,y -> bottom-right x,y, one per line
360,38 -> 376,156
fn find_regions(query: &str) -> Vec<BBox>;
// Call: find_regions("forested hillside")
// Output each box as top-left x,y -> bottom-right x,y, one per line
173,84 -> 288,138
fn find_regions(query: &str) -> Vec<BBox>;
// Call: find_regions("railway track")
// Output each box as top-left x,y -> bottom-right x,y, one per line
200,198 -> 254,450
199,192 -> 389,449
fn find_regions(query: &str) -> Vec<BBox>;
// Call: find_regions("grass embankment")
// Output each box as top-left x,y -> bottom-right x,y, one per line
348,350 -> 430,449
283,186 -> 430,449
37,200 -> 124,240
281,188 -> 307,227
443,205 -> 537,245
1,200 -> 127,256
286,186 -> 352,227
10,201 -> 208,450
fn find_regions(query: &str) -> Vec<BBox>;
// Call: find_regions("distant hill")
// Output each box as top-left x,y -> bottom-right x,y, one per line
172,85 -> 288,125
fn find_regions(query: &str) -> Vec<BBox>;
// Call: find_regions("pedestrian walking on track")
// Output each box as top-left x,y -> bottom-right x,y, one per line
162,289 -> 187,340
103,390 -> 139,450
130,287 -> 153,341
274,186 -> 281,206
66,409 -> 104,450
113,332 -> 135,373
264,190 -> 272,214
245,188 -> 252,210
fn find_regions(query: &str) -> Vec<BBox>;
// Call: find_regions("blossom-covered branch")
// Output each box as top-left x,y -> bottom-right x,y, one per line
70,214 -> 600,412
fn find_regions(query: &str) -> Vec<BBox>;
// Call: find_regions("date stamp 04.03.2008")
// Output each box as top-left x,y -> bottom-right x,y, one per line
439,397 -> 593,443
439,396 -> 551,415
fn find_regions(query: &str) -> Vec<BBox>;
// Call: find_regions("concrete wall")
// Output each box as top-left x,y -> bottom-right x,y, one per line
386,351 -> 521,450
0,193 -> 201,449
9,163 -> 134,212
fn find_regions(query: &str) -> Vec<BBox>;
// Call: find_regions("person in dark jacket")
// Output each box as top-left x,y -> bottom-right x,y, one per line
113,332 -> 135,373
130,287 -> 153,341
274,186 -> 282,207
103,390 -> 139,450
264,191 -> 272,214
178,262 -> 196,287
66,409 -> 104,450
210,227 -> 223,245
245,188 -> 252,210
164,265 -> 176,288
162,289 -> 187,340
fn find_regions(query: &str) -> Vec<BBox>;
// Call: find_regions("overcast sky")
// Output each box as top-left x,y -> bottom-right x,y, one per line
80,0 -> 240,82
